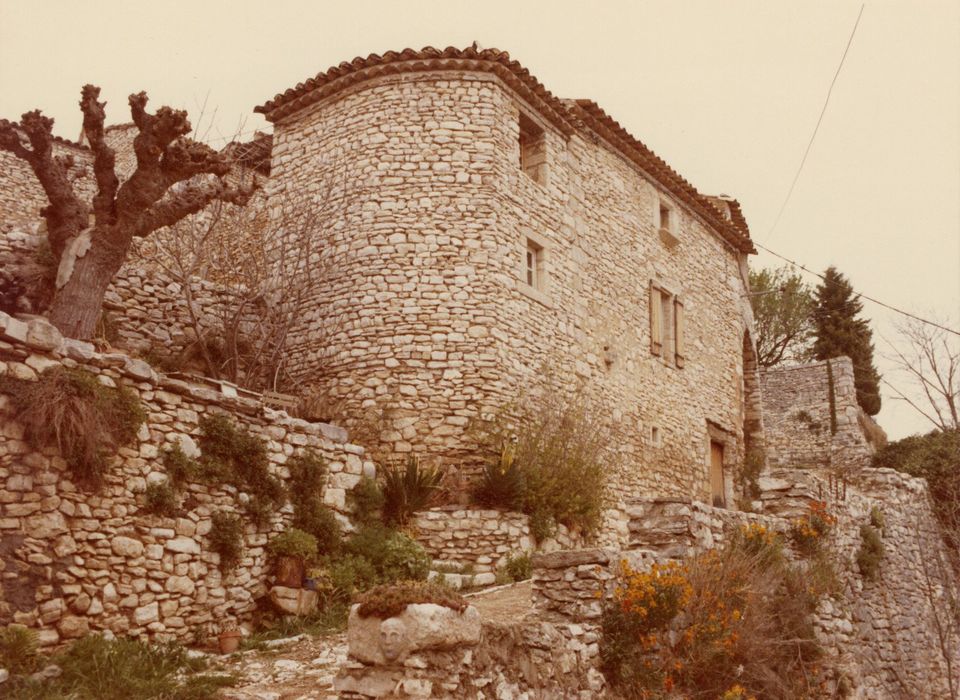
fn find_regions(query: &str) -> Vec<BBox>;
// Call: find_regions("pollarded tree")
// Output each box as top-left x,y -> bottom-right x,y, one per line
811,266 -> 882,415
0,86 -> 258,339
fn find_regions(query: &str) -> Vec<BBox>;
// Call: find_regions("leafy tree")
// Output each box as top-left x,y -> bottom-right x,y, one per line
748,265 -> 815,367
811,266 -> 882,415
873,428 -> 960,563
0,86 -> 258,339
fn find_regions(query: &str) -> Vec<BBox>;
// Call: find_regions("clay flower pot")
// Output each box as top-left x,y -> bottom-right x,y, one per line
275,555 -> 305,588
218,629 -> 242,654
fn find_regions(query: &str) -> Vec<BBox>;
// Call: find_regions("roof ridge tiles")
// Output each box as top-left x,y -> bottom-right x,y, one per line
253,45 -> 754,252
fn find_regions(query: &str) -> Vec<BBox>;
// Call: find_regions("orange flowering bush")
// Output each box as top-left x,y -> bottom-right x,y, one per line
790,500 -> 836,556
721,684 -> 757,700
615,560 -> 692,631
733,522 -> 783,565
601,531 -> 825,699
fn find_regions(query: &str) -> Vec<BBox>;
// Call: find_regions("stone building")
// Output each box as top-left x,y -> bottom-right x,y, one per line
255,45 -> 764,507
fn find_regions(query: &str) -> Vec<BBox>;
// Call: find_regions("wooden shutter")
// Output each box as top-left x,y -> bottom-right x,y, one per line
674,298 -> 685,368
650,284 -> 662,356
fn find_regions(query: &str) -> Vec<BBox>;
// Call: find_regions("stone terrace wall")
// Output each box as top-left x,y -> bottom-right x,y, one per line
530,469 -> 960,698
0,225 -> 258,361
0,312 -> 374,647
412,506 -> 584,574
760,357 -> 883,471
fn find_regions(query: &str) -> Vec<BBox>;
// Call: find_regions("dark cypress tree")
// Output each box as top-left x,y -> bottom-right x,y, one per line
811,267 -> 882,415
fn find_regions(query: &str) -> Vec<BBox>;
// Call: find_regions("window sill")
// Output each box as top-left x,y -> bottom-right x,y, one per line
518,283 -> 553,308
658,228 -> 680,249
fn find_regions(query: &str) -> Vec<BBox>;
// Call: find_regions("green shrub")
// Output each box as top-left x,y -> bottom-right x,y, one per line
0,367 -> 144,488
504,552 -> 532,582
328,554 -> 380,599
472,445 -> 525,510
381,456 -> 443,527
379,530 -> 432,582
344,524 -> 431,583
288,450 -> 342,555
295,503 -> 342,557
874,429 -> 960,561
268,528 -> 319,562
869,506 -> 885,531
322,525 -> 431,599
4,634 -> 237,699
162,445 -> 199,486
197,414 -> 284,524
471,384 -> 611,537
857,524 -> 885,581
0,624 -> 39,674
355,581 -> 468,618
208,511 -> 244,571
529,509 -> 556,543
350,476 -> 384,525
143,481 -> 179,517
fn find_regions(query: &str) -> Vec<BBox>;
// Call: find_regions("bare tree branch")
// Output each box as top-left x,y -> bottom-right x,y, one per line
132,178 -> 257,239
79,84 -> 119,225
884,319 -> 960,431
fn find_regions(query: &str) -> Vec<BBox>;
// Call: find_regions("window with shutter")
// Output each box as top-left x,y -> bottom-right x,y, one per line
674,299 -> 685,368
650,285 -> 662,356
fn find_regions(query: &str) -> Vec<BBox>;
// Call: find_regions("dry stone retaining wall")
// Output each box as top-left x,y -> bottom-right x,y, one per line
529,468 -> 960,698
760,357 -> 883,471
412,506 -> 585,574
0,312 -> 374,647
0,225 -> 259,365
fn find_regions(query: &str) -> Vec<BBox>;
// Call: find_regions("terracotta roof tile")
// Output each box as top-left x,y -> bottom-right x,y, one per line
255,45 -> 754,253
570,100 -> 754,253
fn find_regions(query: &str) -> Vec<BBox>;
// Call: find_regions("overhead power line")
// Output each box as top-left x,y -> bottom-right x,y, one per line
756,242 -> 960,337
765,3 -> 865,242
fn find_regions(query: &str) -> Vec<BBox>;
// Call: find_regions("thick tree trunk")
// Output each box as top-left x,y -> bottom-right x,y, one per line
47,235 -> 127,340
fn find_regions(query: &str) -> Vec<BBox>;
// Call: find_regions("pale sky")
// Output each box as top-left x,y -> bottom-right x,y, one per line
2,0 -> 958,440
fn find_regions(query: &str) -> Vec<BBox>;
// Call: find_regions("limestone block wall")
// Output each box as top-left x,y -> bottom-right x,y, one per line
760,357 -> 882,471
0,312 -> 374,647
411,506 -> 584,573
267,66 -> 758,507
0,139 -> 95,232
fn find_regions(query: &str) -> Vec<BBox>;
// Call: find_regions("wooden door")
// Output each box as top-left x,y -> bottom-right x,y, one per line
710,441 -> 726,507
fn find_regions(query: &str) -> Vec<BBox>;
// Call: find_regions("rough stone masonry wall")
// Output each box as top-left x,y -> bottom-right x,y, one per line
530,468 -> 960,699
0,140 -> 95,231
411,506 -> 585,573
761,356 -> 883,471
335,615 -> 606,698
269,68 -> 758,510
0,225 -> 261,365
0,311 -> 375,647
